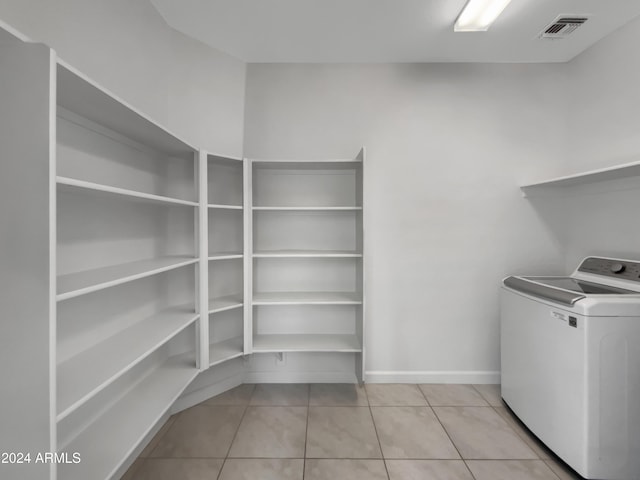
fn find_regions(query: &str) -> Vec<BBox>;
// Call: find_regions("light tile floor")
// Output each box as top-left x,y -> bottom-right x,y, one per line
122,383 -> 584,480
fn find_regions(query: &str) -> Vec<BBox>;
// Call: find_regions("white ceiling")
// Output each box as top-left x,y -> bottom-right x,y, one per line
150,0 -> 640,63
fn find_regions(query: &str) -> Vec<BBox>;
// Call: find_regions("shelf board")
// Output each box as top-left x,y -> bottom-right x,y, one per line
252,206 -> 362,211
57,305 -> 198,421
253,249 -> 362,258
208,203 -> 243,210
250,159 -> 362,171
57,256 -> 198,301
57,176 -> 198,207
520,160 -> 640,194
250,158 -> 360,163
209,294 -> 243,314
209,336 -> 244,367
253,334 -> 361,353
253,291 -> 362,305
57,353 -> 198,480
208,253 -> 243,261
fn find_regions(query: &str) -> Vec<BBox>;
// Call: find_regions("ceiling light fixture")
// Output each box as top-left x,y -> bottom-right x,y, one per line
454,0 -> 512,32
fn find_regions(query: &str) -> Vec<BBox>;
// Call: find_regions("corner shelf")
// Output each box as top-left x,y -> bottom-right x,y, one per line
253,334 -> 361,353
208,203 -> 243,210
209,294 -> 243,314
57,176 -> 198,207
208,253 -> 243,261
57,306 -> 198,421
57,353 -> 198,480
520,160 -> 640,196
57,256 -> 198,301
209,336 -> 244,367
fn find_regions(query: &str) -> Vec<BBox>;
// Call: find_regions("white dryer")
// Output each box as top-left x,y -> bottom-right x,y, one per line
502,257 -> 640,480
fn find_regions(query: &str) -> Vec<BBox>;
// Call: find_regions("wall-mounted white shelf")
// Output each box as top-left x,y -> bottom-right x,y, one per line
58,353 -> 198,480
208,203 -> 243,210
253,249 -> 362,258
520,160 -> 640,196
208,253 -> 243,261
57,256 -> 198,301
209,336 -> 244,367
253,291 -> 362,305
57,306 -> 198,421
249,159 -> 362,166
209,294 -> 243,314
57,176 -> 198,207
253,206 -> 362,211
253,334 -> 361,353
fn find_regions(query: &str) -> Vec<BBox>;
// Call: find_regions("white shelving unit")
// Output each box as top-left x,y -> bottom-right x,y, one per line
56,59 -> 202,480
520,160 -> 640,196
0,25 -> 368,480
207,154 -> 246,367
248,150 -> 366,382
1,37 -> 202,480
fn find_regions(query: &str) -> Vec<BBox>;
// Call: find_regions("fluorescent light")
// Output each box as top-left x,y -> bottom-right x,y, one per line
454,0 -> 512,32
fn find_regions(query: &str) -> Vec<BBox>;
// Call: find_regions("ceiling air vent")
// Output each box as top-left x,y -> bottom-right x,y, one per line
540,16 -> 588,39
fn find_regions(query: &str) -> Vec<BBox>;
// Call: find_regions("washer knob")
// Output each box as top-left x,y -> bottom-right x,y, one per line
611,263 -> 625,273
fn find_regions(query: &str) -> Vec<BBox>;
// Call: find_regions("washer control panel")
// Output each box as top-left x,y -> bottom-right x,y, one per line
578,257 -> 640,282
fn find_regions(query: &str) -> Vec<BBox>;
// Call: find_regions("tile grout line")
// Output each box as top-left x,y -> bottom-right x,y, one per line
216,402 -> 251,479
421,386 -> 479,480
366,387 -> 392,480
303,384 -> 310,480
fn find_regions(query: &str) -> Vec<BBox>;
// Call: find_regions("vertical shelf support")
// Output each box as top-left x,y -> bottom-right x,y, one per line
243,158 -> 253,355
355,146 -> 366,384
198,150 -> 209,369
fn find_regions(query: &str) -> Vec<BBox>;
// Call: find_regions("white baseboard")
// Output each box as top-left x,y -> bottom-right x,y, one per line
171,372 -> 244,414
365,370 -> 500,384
172,369 -> 499,414
244,371 -> 358,384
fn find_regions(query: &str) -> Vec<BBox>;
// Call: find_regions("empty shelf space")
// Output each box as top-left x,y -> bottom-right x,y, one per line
253,249 -> 362,258
57,256 -> 198,301
253,292 -> 362,305
57,176 -> 197,207
253,206 -> 362,211
57,353 -> 198,480
57,306 -> 198,421
209,295 -> 243,313
209,336 -> 244,367
57,62 -> 196,157
208,203 -> 243,210
209,252 -> 243,261
252,334 -> 361,353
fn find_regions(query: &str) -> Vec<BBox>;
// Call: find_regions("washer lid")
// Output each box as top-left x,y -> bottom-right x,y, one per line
525,277 -> 636,295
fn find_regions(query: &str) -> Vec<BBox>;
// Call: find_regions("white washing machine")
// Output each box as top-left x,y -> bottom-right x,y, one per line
501,257 -> 640,480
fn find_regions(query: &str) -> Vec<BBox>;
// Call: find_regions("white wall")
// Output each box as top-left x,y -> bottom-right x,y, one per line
559,16 -> 640,270
0,0 -> 246,155
244,63 -> 570,382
